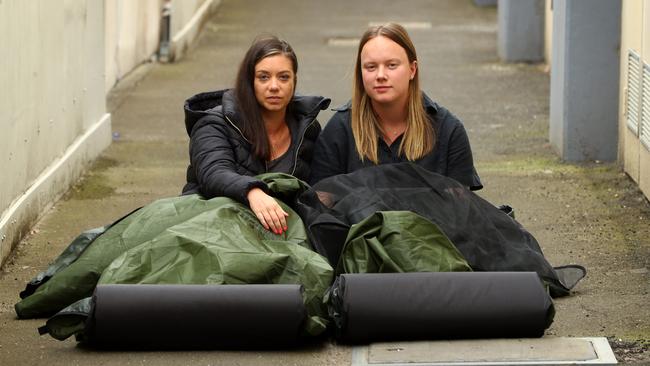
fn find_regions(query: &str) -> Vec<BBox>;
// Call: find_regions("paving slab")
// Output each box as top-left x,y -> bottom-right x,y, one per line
352,337 -> 617,366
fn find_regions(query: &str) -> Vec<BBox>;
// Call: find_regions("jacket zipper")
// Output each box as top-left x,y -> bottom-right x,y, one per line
292,99 -> 329,175
224,115 -> 251,144
291,118 -> 317,176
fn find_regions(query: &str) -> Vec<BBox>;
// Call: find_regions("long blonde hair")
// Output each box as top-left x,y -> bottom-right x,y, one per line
351,23 -> 435,163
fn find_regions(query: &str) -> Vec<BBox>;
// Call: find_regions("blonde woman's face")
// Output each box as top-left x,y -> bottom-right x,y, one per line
254,55 -> 295,113
360,36 -> 417,107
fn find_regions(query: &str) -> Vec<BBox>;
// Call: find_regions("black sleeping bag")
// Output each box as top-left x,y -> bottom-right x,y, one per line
294,163 -> 584,297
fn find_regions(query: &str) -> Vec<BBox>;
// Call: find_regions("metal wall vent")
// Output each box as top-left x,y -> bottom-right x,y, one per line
641,62 -> 650,150
627,50 -> 641,136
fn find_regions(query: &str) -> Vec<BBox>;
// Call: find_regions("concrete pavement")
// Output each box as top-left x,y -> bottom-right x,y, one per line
1,0 -> 648,364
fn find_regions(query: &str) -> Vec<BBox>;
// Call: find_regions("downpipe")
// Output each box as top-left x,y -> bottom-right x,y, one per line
158,0 -> 172,63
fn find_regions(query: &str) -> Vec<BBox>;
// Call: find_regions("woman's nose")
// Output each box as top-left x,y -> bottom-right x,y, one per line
376,65 -> 387,80
269,77 -> 280,90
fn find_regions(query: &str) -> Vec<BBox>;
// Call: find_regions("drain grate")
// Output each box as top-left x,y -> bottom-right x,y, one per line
352,337 -> 618,365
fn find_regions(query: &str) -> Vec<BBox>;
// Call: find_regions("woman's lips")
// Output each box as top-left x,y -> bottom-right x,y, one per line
374,86 -> 391,92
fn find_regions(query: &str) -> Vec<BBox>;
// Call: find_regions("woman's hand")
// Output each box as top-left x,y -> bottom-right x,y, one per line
247,188 -> 289,235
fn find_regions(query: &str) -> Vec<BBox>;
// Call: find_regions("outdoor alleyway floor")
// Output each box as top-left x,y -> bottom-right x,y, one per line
1,0 -> 648,364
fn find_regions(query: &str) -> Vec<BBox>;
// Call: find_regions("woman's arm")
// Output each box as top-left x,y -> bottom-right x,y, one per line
190,118 -> 267,203
190,117 -> 289,234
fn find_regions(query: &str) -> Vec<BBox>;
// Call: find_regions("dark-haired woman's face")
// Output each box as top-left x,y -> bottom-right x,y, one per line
254,55 -> 295,114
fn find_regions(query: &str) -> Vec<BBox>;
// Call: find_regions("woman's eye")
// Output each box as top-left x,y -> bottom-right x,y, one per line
388,63 -> 398,69
364,65 -> 376,71
279,74 -> 290,81
257,74 -> 269,81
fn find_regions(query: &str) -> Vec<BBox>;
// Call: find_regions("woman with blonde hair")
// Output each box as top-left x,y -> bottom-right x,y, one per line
309,23 -> 481,190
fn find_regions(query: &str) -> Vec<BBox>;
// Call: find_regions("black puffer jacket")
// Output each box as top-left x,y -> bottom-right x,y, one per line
182,89 -> 330,204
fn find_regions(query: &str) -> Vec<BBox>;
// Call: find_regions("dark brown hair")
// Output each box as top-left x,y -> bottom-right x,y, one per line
234,35 -> 298,161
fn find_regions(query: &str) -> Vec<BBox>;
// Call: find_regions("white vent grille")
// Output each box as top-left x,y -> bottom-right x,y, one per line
642,62 -> 650,150
627,50 -> 641,136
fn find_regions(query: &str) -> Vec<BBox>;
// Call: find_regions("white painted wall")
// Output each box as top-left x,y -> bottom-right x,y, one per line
104,0 -> 217,90
619,0 -> 650,200
169,0 -> 219,61
105,0 -> 162,93
170,0 -> 207,37
0,0 -> 220,266
0,0 -> 112,265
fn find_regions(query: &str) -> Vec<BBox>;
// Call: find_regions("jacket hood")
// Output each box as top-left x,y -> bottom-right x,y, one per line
184,89 -> 330,136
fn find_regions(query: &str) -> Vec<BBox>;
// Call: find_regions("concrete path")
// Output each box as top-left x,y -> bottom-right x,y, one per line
1,0 -> 649,365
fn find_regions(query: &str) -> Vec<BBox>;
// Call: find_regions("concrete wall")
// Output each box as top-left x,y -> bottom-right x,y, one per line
548,0 -> 649,200
498,0 -> 545,62
105,0 -> 162,93
0,0 -> 223,268
619,0 -> 650,200
169,0 -> 221,61
549,0 -> 621,162
104,0 -> 220,90
0,0 -> 112,266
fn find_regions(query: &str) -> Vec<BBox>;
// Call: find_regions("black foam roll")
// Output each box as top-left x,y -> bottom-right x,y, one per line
330,272 -> 555,343
87,284 -> 306,348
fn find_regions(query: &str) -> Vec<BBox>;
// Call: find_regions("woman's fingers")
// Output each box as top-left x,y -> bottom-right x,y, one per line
266,210 -> 281,234
254,211 -> 270,230
265,205 -> 288,234
271,206 -> 289,233
247,188 -> 291,235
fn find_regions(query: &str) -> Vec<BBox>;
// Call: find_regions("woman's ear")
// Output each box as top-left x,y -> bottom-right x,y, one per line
409,61 -> 417,80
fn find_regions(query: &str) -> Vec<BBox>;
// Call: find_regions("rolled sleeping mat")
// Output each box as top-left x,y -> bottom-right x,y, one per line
329,272 -> 555,344
86,284 -> 307,348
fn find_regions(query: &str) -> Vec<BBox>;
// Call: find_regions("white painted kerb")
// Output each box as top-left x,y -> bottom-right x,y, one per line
0,113 -> 112,266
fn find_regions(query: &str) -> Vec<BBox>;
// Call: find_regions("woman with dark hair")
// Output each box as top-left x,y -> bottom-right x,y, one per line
309,23 -> 481,190
14,38 -> 335,335
183,36 -> 330,234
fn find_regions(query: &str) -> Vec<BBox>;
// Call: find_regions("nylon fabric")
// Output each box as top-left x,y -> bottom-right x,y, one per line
17,174 -> 333,337
294,163 -> 583,297
338,211 -> 472,274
